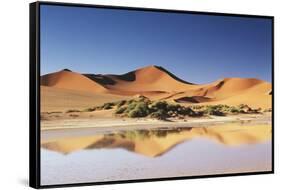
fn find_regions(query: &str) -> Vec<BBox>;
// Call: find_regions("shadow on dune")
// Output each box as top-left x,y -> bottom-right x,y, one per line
155,65 -> 194,85
83,65 -> 195,86
84,74 -> 116,85
174,96 -> 212,103
112,71 -> 136,82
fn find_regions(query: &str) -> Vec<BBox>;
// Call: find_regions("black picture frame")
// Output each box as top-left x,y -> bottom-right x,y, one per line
29,1 -> 274,189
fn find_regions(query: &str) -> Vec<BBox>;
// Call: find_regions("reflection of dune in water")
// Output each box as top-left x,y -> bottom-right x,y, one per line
41,124 -> 271,157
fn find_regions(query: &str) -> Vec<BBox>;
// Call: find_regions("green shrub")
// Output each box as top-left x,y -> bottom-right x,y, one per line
102,102 -> 114,110
209,109 -> 225,116
166,104 -> 181,112
127,110 -> 139,118
190,105 -> 205,110
229,106 -> 239,113
205,106 -> 225,116
127,102 -> 150,118
194,111 -> 204,117
83,107 -> 96,112
66,109 -> 81,113
179,107 -> 196,116
150,109 -> 167,120
115,106 -> 127,114
150,101 -> 168,111
127,99 -> 137,105
126,102 -> 137,112
116,100 -> 127,108
237,104 -> 253,113
98,98 -> 262,119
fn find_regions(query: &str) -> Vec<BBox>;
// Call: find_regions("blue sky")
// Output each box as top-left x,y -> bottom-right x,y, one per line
40,5 -> 272,84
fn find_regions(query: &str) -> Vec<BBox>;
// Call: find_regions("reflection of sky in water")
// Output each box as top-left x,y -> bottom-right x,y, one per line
41,125 -> 272,185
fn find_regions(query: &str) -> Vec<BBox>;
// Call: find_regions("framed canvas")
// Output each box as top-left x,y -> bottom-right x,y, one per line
29,1 -> 274,188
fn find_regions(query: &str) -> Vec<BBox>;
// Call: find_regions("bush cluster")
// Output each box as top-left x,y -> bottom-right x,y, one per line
114,99 -> 204,120
80,97 -> 264,120
65,109 -> 81,113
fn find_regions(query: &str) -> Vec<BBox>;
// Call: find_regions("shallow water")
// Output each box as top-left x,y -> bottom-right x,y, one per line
41,123 -> 272,185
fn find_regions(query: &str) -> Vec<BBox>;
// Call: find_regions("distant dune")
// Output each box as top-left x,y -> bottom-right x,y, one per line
103,65 -> 194,92
170,78 -> 271,108
41,65 -> 272,111
41,69 -> 107,93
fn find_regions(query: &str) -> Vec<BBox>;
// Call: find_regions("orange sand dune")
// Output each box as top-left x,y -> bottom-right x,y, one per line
199,78 -> 268,99
41,65 -> 272,110
202,82 -> 272,108
167,78 -> 271,108
100,65 -> 195,92
41,69 -> 107,93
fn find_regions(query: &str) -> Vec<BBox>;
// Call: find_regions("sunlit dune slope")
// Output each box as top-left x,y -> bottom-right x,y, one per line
41,86 -> 131,112
103,65 -> 194,92
41,69 -> 107,93
199,82 -> 272,108
199,78 -> 270,99
169,78 -> 272,108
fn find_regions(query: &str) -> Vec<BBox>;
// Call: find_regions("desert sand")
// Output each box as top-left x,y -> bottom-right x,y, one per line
41,86 -> 131,112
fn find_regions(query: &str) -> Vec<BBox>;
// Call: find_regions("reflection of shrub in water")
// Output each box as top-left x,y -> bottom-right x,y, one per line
113,128 -> 188,140
120,130 -> 151,140
86,138 -> 115,149
136,130 -> 151,140
152,130 -> 168,138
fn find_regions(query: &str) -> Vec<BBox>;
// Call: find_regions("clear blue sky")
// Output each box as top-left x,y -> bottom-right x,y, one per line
40,5 -> 272,84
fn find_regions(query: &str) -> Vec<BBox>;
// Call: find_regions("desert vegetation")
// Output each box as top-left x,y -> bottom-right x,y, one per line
75,96 -> 265,120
